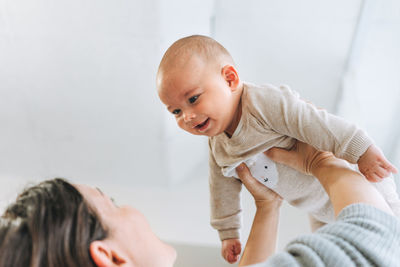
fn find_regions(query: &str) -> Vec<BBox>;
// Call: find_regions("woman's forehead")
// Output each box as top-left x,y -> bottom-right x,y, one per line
74,184 -> 103,202
74,184 -> 114,216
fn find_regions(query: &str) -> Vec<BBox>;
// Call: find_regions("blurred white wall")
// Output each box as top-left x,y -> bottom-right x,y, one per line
1,0 -> 399,266
0,0 -> 169,185
157,0 -> 213,184
337,0 -> 400,157
0,0 -> 212,185
214,0 -> 362,112
336,0 -> 400,187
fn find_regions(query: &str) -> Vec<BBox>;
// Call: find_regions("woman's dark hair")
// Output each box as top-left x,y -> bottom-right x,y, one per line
0,178 -> 108,267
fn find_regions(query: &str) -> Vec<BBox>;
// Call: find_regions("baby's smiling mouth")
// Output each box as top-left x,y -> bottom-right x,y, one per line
195,118 -> 210,130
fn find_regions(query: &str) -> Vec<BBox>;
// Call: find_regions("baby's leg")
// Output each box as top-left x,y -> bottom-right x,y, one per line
372,175 -> 400,217
308,214 -> 326,232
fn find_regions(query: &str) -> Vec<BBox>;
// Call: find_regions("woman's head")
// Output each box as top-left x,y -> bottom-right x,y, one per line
0,179 -> 176,267
0,178 -> 106,266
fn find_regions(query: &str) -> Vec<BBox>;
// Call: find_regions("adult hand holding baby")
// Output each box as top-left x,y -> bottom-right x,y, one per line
236,164 -> 283,206
235,157 -> 283,266
237,141 -> 397,266
264,141 -> 338,176
238,142 -> 357,266
222,156 -> 283,264
236,142 -> 333,266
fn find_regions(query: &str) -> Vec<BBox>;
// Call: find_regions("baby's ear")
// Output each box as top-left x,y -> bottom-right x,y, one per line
221,65 -> 240,90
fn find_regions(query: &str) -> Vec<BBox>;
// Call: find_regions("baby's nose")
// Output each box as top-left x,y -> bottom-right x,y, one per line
183,112 -> 196,122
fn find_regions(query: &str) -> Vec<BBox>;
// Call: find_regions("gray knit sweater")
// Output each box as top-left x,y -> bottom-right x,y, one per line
248,204 -> 400,267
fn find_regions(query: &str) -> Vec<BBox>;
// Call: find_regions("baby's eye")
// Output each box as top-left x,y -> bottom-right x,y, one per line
172,109 -> 181,115
188,95 -> 199,104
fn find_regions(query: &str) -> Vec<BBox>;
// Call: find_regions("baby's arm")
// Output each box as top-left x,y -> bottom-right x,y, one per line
208,143 -> 243,263
262,85 -> 373,164
358,144 -> 398,182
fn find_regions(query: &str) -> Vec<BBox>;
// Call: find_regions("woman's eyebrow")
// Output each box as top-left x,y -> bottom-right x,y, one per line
96,187 -> 104,196
96,187 -> 117,205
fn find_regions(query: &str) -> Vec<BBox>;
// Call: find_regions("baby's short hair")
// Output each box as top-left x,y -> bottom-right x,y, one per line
158,35 -> 235,74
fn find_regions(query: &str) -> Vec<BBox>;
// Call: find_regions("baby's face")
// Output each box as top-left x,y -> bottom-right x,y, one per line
157,56 -> 236,137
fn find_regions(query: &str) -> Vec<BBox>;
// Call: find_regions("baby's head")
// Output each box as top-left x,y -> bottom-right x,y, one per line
157,35 -> 243,137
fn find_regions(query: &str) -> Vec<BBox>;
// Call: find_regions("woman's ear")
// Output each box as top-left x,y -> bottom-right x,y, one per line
90,240 -> 127,267
221,65 -> 240,90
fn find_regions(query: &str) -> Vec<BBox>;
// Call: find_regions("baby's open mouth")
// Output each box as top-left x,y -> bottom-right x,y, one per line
195,118 -> 210,129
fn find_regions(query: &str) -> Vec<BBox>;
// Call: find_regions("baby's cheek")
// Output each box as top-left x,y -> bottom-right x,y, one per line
176,119 -> 184,128
177,121 -> 191,133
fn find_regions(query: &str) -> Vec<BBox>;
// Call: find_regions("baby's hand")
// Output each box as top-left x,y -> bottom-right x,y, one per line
358,144 -> 398,182
221,238 -> 241,263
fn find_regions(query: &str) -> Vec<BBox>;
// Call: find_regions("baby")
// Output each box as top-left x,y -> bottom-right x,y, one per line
156,35 -> 400,263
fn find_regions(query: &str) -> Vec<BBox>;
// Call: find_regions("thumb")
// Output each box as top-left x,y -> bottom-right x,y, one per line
236,163 -> 258,187
236,163 -> 251,183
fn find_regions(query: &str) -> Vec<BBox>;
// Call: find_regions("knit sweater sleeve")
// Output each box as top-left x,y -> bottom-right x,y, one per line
208,141 -> 243,241
247,203 -> 400,267
254,85 -> 372,163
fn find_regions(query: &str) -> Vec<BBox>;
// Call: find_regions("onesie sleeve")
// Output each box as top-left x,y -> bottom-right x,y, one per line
258,85 -> 373,163
209,140 -> 243,241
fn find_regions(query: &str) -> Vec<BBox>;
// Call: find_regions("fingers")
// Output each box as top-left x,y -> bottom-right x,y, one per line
223,251 -> 233,263
265,146 -> 306,174
366,163 -> 398,182
265,147 -> 295,165
375,166 -> 391,179
234,242 -> 242,255
380,155 -> 398,174
365,173 -> 382,183
385,162 -> 398,174
227,254 -> 239,264
229,244 -> 241,263
390,166 -> 398,174
222,243 -> 241,264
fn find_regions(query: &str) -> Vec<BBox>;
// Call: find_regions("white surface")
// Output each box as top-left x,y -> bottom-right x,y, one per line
213,0 -> 362,112
0,0 -> 210,186
337,0 -> 400,158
